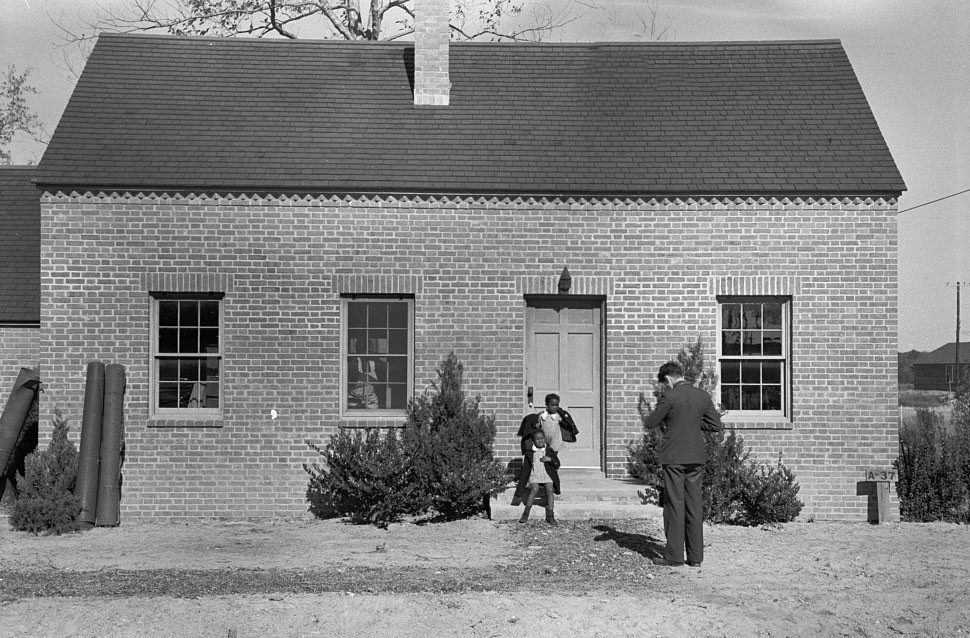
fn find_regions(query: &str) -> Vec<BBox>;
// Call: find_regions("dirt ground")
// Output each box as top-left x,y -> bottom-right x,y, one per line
2,513 -> 969,638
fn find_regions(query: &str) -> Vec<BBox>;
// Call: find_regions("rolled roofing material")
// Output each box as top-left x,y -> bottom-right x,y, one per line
77,361 -> 105,526
96,364 -> 126,527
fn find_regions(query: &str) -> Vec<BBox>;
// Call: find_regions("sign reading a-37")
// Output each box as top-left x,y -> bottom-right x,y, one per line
864,468 -> 896,481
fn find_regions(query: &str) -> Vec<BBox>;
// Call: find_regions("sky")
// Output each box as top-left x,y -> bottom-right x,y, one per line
2,0 -> 968,352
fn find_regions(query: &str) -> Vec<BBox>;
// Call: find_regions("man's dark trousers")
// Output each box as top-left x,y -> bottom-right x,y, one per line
662,463 -> 705,565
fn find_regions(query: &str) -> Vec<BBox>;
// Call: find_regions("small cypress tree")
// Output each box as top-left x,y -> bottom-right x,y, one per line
9,408 -> 82,534
403,352 -> 508,520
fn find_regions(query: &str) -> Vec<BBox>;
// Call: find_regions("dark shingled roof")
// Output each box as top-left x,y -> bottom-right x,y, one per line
0,166 -> 40,324
914,343 -> 970,366
36,34 -> 905,196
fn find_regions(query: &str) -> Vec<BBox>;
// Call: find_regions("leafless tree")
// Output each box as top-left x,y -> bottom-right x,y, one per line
56,0 -> 580,45
0,66 -> 46,165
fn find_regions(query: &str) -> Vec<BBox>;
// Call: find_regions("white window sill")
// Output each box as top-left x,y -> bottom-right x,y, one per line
722,414 -> 792,430
148,412 -> 224,427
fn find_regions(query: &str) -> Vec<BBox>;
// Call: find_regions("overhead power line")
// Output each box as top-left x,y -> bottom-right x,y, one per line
897,187 -> 970,214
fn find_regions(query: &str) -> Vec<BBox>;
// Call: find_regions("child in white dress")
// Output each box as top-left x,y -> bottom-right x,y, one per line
519,430 -> 559,525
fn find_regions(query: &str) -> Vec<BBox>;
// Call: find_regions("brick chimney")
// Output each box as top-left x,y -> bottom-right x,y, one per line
413,0 -> 451,106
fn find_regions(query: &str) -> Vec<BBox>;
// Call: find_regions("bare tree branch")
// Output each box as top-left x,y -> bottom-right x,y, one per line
268,0 -> 299,37
1,66 -> 47,165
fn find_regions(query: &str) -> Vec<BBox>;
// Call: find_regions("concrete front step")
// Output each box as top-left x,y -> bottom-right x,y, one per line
489,473 -> 663,521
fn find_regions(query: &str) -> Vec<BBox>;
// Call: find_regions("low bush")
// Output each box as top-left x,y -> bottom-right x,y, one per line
304,352 -> 508,526
304,427 -> 419,527
9,408 -> 82,534
627,338 -> 803,526
896,405 -> 970,523
741,460 -> 804,525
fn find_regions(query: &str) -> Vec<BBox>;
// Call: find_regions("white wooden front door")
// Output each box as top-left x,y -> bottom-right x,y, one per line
525,298 -> 602,469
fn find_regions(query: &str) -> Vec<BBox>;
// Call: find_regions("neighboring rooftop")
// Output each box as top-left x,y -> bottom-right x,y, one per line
913,343 -> 970,366
36,34 -> 906,196
0,166 -> 40,324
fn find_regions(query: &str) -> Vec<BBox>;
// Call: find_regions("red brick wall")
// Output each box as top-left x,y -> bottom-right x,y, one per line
39,192 -> 898,521
0,326 -> 39,396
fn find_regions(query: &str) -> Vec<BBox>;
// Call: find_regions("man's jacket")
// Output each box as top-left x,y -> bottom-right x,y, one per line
642,380 -> 723,465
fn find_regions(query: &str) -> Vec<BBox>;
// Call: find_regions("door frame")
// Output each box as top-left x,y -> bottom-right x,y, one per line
523,294 -> 606,471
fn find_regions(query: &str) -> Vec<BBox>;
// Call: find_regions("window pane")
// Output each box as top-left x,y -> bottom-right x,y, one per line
186,381 -> 206,407
741,385 -> 760,410
369,303 -> 388,328
388,329 -> 408,354
387,356 -> 407,383
763,303 -> 783,329
763,386 -> 782,410
179,300 -> 199,326
200,328 -> 219,353
177,383 -> 193,408
368,331 -> 389,354
721,361 -> 740,384
742,331 -> 762,356
371,384 -> 389,408
205,358 -> 220,381
180,328 -> 199,353
180,358 -> 199,381
763,361 -> 782,384
159,359 -> 178,381
721,386 -> 740,411
741,361 -> 761,383
742,304 -> 762,329
347,303 -> 367,328
722,331 -> 741,356
205,384 -> 220,408
348,330 -> 366,354
722,304 -> 741,329
387,302 -> 408,328
763,331 -> 782,355
347,380 -> 379,409
388,384 -> 407,409
200,301 -> 219,326
158,383 -> 179,408
159,328 -> 178,353
159,301 -> 179,326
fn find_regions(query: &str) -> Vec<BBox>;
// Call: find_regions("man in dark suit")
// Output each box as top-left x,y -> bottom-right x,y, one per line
643,361 -> 723,567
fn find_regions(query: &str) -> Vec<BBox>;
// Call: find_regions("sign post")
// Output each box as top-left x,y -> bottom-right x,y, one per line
863,468 -> 896,523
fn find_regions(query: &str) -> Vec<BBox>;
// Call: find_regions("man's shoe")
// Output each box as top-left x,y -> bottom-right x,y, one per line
686,561 -> 702,567
651,557 -> 684,567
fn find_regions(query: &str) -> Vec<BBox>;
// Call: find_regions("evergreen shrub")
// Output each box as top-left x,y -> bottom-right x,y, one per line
627,338 -> 803,526
9,408 -> 82,534
304,352 -> 508,526
402,352 -> 508,520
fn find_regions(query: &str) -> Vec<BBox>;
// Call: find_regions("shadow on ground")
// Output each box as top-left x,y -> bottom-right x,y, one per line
591,524 -> 664,558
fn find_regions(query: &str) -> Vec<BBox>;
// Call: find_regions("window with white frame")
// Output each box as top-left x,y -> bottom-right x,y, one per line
342,296 -> 413,414
717,297 -> 790,416
151,294 -> 223,416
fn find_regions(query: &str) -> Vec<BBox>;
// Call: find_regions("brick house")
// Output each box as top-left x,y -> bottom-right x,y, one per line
912,343 -> 970,391
0,166 -> 40,393
28,1 -> 905,521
